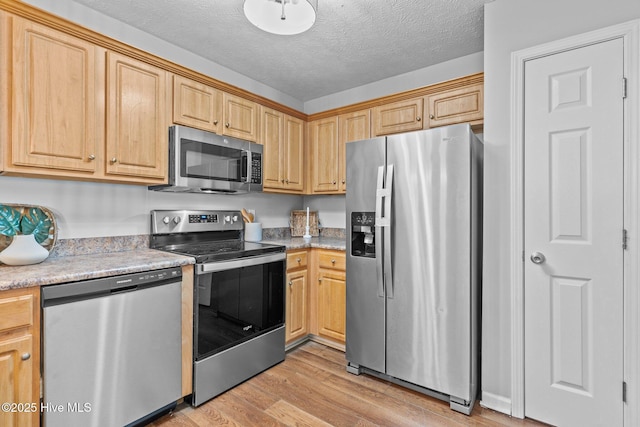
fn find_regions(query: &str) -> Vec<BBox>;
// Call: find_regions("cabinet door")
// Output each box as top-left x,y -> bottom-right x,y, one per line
260,106 -> 284,190
338,110 -> 370,192
0,335 -> 36,427
309,117 -> 339,193
283,114 -> 305,192
173,75 -> 222,133
106,51 -> 169,181
317,269 -> 346,343
222,93 -> 258,142
426,83 -> 483,128
286,269 -> 308,343
372,98 -> 424,136
9,16 -> 98,173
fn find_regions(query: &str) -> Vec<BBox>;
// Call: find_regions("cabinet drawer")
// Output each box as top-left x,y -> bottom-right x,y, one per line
318,251 -> 346,271
0,294 -> 34,333
287,251 -> 308,270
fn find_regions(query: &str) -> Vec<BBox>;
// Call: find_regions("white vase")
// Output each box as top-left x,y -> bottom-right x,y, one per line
0,234 -> 49,266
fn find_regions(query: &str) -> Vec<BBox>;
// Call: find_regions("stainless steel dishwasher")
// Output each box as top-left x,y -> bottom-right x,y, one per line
42,267 -> 183,427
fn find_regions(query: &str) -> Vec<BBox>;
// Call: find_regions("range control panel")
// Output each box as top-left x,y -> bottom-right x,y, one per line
151,210 -> 243,234
189,214 -> 218,224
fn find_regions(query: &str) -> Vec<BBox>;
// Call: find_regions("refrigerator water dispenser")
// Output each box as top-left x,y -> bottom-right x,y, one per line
351,212 -> 376,257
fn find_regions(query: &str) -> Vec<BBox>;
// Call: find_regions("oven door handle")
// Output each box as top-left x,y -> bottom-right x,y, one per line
195,252 -> 286,274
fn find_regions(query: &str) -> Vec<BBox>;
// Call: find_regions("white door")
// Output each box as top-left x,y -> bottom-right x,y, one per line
524,38 -> 624,426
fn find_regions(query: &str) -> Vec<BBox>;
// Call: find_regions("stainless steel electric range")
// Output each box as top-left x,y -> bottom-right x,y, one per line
150,209 -> 286,406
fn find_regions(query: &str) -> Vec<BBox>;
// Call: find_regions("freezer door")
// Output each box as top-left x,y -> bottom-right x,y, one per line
385,125 -> 473,400
345,137 -> 386,373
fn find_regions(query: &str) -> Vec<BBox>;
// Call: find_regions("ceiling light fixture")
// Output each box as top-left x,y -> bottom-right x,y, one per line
243,0 -> 318,35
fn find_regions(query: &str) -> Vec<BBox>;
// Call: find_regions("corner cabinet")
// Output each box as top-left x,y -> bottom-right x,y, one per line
338,110 -> 371,192
285,250 -> 309,344
0,287 -> 40,427
261,107 -> 305,193
313,250 -> 346,345
309,117 -> 340,193
309,111 -> 370,194
1,13 -> 169,185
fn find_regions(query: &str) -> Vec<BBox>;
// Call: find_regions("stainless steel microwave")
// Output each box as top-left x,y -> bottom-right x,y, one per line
149,125 -> 262,194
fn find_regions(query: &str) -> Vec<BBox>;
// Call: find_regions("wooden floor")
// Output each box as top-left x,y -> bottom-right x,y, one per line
150,341 -> 547,427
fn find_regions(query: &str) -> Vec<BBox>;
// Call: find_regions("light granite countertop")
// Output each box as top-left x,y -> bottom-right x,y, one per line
261,236 -> 346,251
0,249 -> 194,291
0,230 -> 346,291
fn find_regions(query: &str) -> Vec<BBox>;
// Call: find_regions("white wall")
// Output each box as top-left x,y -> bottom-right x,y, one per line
482,0 -> 640,411
302,195 -> 346,229
0,176 -> 301,238
304,52 -> 483,115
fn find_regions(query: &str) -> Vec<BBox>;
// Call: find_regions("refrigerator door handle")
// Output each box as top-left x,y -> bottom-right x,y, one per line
384,164 -> 394,299
375,165 -> 385,298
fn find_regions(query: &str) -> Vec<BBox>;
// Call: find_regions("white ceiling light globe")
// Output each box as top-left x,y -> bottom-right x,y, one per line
243,0 -> 317,36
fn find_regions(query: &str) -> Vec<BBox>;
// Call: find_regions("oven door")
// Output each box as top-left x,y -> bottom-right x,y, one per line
194,252 -> 285,361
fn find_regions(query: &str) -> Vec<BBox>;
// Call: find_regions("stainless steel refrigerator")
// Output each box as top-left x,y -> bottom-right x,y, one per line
345,124 -> 482,415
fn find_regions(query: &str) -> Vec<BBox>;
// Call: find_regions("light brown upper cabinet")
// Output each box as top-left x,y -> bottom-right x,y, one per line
106,51 -> 170,181
222,93 -> 258,142
172,75 -> 222,134
426,83 -> 484,128
2,14 -> 169,184
260,106 -> 304,193
338,109 -> 371,192
309,117 -> 340,193
309,110 -> 370,194
4,15 -> 100,175
372,98 -> 424,136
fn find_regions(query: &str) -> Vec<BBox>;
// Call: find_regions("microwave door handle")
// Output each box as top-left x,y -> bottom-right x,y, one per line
242,150 -> 252,183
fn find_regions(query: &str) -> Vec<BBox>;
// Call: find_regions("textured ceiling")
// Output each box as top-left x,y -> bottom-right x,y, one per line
69,0 -> 489,102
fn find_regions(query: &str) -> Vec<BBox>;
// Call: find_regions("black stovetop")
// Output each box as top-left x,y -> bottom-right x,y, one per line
152,237 -> 284,263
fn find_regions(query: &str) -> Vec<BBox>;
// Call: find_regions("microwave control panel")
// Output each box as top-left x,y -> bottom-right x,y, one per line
251,153 -> 262,184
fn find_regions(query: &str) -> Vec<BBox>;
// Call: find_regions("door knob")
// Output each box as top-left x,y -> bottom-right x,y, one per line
530,252 -> 546,264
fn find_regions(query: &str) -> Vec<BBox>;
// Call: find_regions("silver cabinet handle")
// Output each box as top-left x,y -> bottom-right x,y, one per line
225,122 -> 230,128
430,114 -> 435,119
530,252 -> 546,264
110,157 -> 118,163
416,116 -> 421,122
288,281 -> 292,287
88,154 -> 95,160
21,353 -> 30,361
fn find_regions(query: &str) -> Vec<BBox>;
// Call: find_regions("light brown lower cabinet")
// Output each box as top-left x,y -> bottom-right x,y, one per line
0,287 -> 40,427
287,249 -> 346,349
285,250 -> 309,344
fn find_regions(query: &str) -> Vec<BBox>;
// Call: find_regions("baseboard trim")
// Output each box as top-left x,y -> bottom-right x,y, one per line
480,392 -> 512,416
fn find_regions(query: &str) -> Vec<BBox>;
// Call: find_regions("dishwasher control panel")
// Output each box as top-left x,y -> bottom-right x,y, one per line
41,267 -> 182,306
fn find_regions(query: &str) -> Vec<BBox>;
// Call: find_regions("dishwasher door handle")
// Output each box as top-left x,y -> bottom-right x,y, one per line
110,284 -> 138,294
